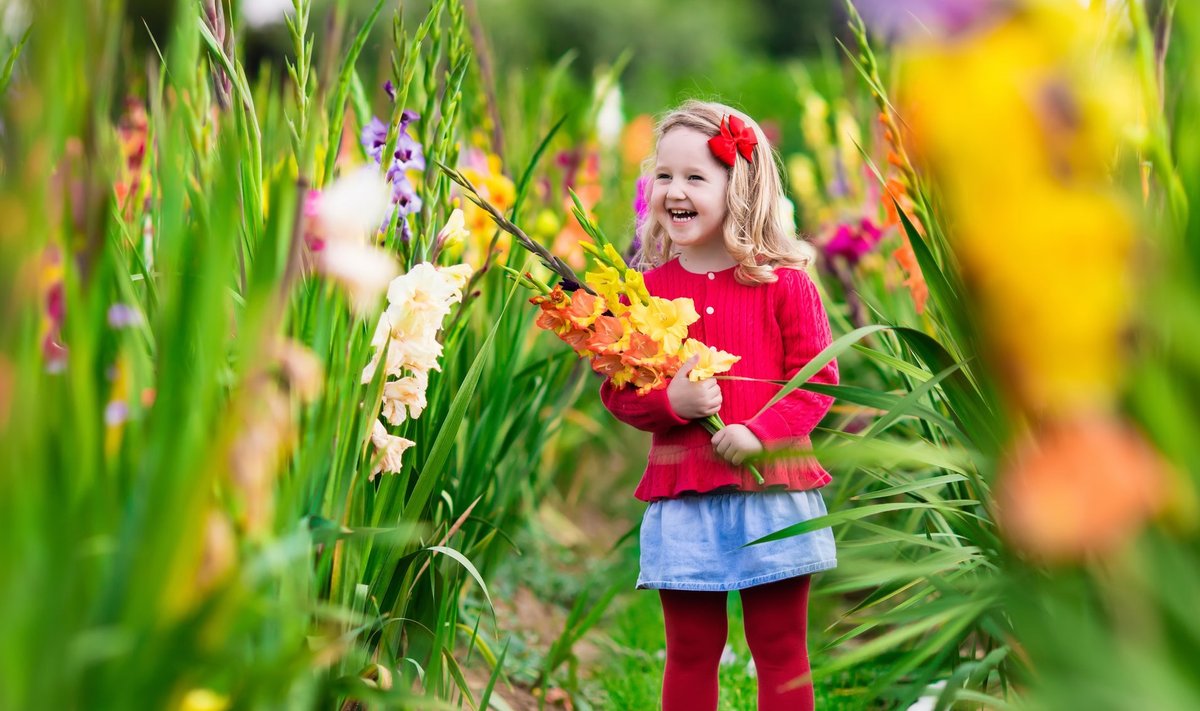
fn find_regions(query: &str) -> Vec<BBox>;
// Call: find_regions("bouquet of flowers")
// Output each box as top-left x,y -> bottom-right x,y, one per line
440,163 -> 764,483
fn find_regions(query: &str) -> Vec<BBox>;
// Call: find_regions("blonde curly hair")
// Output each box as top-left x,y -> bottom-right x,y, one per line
631,99 -> 812,285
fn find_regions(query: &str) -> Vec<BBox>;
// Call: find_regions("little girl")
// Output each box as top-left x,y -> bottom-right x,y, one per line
600,100 -> 839,711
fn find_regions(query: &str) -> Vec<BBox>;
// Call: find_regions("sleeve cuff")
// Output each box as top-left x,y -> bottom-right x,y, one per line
648,386 -> 690,427
743,405 -> 792,443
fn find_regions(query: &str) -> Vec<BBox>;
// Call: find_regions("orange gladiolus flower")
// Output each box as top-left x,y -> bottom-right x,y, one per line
530,286 -> 572,334
560,327 -> 594,356
629,365 -> 669,395
587,314 -> 629,354
590,352 -> 627,379
996,415 -> 1168,563
564,289 -> 606,329
621,331 -> 665,367
893,237 -> 929,314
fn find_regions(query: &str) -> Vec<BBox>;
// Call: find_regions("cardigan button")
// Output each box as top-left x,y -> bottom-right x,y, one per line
707,272 -> 715,280
705,306 -> 715,315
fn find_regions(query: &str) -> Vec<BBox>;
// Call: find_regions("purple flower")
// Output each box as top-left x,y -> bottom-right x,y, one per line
824,218 -> 884,266
829,155 -> 850,199
361,117 -> 388,163
360,110 -> 421,164
391,179 -> 423,217
105,400 -> 130,426
107,303 -> 143,329
853,0 -> 1007,42
392,133 -> 426,172
360,92 -> 425,239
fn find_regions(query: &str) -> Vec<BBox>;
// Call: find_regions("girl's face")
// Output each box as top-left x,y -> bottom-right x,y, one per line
651,127 -> 730,252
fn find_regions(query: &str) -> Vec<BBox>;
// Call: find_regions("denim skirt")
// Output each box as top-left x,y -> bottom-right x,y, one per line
636,488 -> 837,591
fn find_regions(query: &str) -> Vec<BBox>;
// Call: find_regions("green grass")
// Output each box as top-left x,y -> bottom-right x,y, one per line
594,561 -> 891,709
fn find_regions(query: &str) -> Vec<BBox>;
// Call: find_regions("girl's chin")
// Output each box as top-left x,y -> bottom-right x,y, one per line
667,231 -> 715,247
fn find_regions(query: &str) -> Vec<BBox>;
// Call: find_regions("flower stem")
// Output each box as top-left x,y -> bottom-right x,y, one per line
700,414 -> 765,485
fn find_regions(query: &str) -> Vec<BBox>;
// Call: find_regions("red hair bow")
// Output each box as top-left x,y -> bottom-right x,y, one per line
707,115 -> 757,167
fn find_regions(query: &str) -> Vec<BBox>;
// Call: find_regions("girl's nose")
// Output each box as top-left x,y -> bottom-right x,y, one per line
664,179 -> 686,200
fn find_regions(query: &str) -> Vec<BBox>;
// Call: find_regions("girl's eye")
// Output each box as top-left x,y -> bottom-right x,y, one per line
655,173 -> 670,180
688,175 -> 704,181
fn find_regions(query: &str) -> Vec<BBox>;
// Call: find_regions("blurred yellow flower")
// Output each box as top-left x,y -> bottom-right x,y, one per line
179,689 -> 229,711
532,209 -> 561,240
900,0 -> 1141,418
459,151 -> 516,269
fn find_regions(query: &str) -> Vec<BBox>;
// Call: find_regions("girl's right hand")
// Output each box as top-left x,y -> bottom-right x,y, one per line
667,355 -> 723,420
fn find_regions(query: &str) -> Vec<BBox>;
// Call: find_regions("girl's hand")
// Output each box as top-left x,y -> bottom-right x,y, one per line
667,355 -> 722,420
711,424 -> 763,466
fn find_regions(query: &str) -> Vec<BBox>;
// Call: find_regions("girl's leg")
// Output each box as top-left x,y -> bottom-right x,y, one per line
659,589 -> 729,711
740,575 -> 813,711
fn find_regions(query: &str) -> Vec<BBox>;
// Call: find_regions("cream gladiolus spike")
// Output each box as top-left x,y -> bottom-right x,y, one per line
364,262 -> 474,477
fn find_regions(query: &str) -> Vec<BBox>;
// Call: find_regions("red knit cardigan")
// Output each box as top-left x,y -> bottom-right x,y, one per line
600,258 -> 839,502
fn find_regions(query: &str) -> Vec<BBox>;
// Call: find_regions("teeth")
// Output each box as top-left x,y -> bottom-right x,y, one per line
669,209 -> 697,221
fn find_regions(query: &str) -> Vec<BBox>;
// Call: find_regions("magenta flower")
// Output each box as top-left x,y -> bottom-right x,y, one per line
824,218 -> 884,266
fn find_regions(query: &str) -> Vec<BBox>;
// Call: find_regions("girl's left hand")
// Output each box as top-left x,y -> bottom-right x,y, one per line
711,424 -> 763,466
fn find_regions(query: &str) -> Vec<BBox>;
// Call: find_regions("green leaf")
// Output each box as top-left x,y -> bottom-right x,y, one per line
323,0 -> 388,185
511,112 -> 570,219
426,545 -> 493,617
748,500 -> 977,545
751,324 -> 891,419
851,473 -> 969,501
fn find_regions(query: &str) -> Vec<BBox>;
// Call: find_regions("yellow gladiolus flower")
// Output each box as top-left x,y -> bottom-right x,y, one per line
586,263 -> 627,316
676,338 -> 741,381
602,243 -> 628,270
628,296 -> 699,355
623,269 -> 652,307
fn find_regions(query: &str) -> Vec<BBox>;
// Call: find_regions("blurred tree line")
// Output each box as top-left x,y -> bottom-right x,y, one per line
473,0 -> 838,111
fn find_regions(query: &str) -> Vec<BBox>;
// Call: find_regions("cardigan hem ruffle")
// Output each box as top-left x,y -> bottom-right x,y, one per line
633,468 -> 832,502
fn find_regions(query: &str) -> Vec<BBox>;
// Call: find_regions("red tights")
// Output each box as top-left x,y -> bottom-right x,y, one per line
659,575 -> 813,711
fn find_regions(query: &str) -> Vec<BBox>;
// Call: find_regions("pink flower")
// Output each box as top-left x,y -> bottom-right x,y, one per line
823,218 -> 884,266
634,174 -> 652,233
